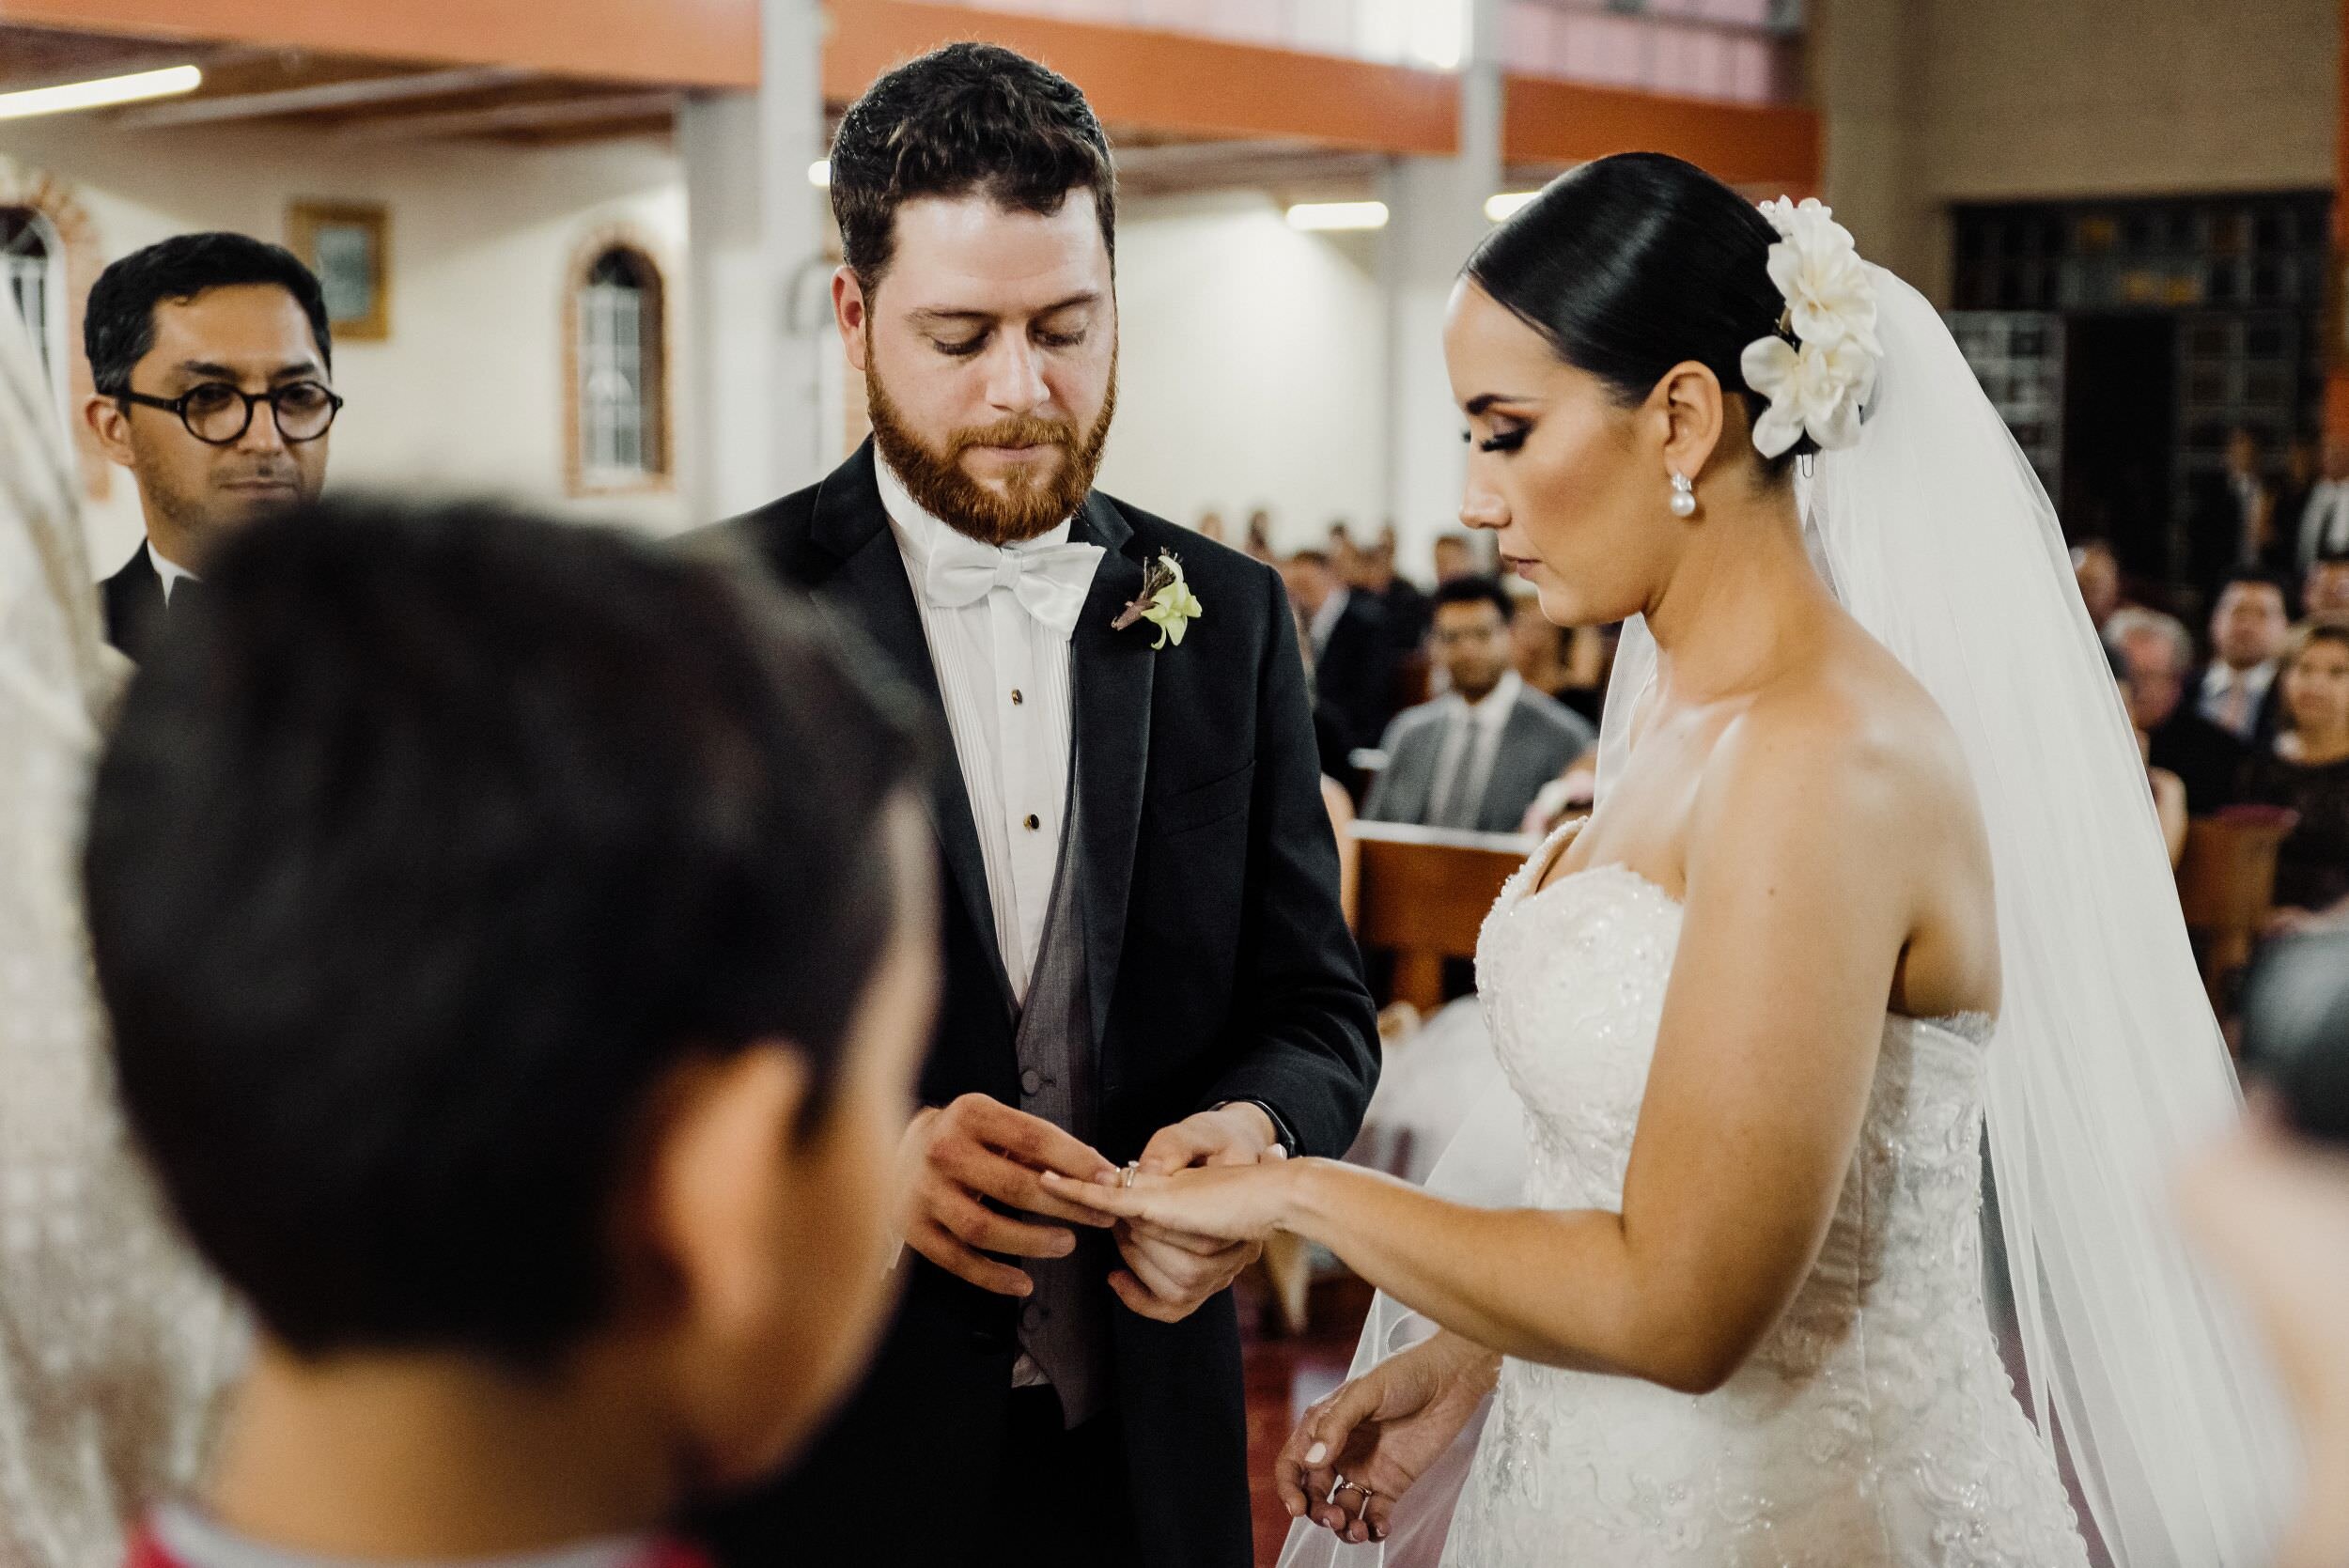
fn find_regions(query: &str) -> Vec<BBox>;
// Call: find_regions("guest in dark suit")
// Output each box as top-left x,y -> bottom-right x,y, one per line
1282,547 -> 1396,768
81,234 -> 337,662
695,45 -> 1377,1568
1352,529 -> 1433,653
1364,577 -> 1594,833
2198,570 -> 2293,746
2108,605 -> 2247,811
2186,426 -> 2275,597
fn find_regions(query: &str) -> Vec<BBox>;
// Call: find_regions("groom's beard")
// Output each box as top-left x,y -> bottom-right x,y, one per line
864,351 -> 1118,547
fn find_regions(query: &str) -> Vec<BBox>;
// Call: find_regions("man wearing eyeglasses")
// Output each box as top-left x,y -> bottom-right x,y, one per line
84,233 -> 339,662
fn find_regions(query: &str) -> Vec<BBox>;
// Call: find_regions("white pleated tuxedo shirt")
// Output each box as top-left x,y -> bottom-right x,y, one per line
877,458 -> 1104,1006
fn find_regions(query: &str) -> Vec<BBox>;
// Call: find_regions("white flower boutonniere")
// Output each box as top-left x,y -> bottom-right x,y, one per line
1112,551 -> 1204,649
1740,196 -> 1882,459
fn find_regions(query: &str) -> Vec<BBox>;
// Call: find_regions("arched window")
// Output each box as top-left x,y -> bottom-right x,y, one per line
2,206 -> 69,404
569,244 -> 670,493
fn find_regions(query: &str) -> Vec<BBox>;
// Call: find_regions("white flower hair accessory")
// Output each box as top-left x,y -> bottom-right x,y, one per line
1738,197 -> 1881,459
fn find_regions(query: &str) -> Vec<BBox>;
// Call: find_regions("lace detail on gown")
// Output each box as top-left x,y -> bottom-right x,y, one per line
1439,825 -> 2088,1567
1,313 -> 246,1568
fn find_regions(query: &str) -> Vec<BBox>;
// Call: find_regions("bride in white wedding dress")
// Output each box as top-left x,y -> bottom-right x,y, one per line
0,308 -> 243,1568
1050,155 -> 2295,1566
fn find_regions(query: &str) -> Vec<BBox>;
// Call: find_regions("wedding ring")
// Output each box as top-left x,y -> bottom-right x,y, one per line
1120,1161 -> 1139,1188
1329,1475 -> 1374,1506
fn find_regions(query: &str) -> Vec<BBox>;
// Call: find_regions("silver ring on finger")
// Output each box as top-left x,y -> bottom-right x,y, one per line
1120,1161 -> 1139,1188
1329,1475 -> 1374,1506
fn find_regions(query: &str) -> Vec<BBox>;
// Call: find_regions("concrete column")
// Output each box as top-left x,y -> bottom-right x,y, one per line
678,0 -> 830,526
1378,0 -> 1504,578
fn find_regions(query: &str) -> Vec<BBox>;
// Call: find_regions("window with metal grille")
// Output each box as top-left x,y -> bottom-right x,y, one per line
2,207 -> 69,409
575,247 -> 665,489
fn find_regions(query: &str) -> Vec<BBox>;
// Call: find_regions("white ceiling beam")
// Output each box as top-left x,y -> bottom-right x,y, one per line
112,64 -> 534,130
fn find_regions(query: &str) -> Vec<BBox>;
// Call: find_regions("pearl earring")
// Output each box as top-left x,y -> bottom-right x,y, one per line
1669,471 -> 1698,519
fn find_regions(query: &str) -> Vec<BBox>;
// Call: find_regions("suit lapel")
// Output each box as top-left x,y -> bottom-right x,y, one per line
1068,491 -> 1152,1048
810,446 -> 1016,1018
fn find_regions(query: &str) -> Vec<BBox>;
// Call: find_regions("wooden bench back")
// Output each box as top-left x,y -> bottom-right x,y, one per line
1350,822 -> 1534,1010
2176,806 -> 2297,1013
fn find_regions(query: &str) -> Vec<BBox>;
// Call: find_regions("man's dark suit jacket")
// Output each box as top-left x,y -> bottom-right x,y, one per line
1314,589 -> 1397,761
696,443 -> 1378,1568
101,544 -> 168,664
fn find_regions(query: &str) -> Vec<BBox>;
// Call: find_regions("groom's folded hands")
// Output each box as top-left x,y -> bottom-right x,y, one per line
1107,1105 -> 1285,1324
891,1094 -> 1118,1296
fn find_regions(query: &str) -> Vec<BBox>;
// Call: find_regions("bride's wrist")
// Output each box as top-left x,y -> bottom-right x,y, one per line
1278,1156 -> 1340,1242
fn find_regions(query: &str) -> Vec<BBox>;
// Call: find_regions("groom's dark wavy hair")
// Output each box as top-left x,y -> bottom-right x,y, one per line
829,41 -> 1117,292
1466,152 -> 1812,481
85,496 -> 925,1364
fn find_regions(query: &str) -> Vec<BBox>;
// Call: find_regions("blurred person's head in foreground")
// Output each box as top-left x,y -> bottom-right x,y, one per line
827,41 -> 1118,546
84,496 -> 939,1559
2181,927 -> 2349,1568
84,233 -> 336,572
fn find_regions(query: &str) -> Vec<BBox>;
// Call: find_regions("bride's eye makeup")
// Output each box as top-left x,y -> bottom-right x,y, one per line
1477,424 -> 1530,454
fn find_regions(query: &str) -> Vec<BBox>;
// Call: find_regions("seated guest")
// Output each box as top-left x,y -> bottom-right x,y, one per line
2241,622 -> 2349,935
1351,529 -> 1432,654
1363,577 -> 1594,833
1282,547 -> 1395,768
2200,570 -> 2293,744
1431,530 -> 1477,585
2305,551 -> 2349,630
2071,537 -> 2125,633
2108,644 -> 2189,866
2291,433 -> 2349,579
83,234 -> 338,663
2108,605 -> 2246,811
83,497 -> 938,1568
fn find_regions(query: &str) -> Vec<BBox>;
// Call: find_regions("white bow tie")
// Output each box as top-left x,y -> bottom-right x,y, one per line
921,527 -> 1105,638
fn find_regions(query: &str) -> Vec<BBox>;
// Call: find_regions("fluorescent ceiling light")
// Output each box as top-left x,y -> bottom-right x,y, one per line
0,64 -> 203,123
1286,200 -> 1389,233
808,159 -> 831,188
1486,191 -> 1540,222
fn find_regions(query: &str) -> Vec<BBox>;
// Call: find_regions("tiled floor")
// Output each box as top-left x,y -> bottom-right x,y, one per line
1237,1277 -> 1368,1566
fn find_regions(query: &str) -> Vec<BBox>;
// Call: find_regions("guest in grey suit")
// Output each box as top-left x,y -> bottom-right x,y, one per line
1363,576 -> 1594,833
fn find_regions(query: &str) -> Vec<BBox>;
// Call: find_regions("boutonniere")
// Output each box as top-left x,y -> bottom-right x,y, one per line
1111,551 -> 1204,649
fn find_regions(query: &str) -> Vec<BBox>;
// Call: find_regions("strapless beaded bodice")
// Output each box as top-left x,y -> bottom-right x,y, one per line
1439,831 -> 2088,1566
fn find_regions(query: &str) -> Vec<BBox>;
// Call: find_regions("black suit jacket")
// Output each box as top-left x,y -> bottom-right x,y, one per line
101,544 -> 167,664
697,444 -> 1378,1568
1314,590 -> 1397,760
2150,707 -> 2249,813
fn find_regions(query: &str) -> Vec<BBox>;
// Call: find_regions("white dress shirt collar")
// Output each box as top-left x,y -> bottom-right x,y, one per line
1308,584 -> 1351,650
148,539 -> 196,604
1452,668 -> 1523,729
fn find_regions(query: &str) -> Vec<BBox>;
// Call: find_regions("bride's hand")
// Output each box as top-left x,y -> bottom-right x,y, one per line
1275,1332 -> 1500,1545
1039,1157 -> 1297,1243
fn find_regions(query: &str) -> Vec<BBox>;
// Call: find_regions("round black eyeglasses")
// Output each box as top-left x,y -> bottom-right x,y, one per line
117,380 -> 343,445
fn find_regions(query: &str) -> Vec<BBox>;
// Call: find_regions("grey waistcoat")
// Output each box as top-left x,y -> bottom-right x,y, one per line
1009,780 -> 1113,1430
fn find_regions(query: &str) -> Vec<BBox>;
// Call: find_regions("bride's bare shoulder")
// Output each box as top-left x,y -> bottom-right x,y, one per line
1701,633 -> 1977,843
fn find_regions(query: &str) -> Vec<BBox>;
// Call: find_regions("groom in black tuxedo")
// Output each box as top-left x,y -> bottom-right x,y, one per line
696,42 -> 1377,1568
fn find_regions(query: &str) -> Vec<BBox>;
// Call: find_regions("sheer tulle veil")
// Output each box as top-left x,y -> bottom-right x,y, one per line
1280,263 -> 2296,1567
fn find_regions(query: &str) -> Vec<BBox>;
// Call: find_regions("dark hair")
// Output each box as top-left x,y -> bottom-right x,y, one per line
1287,548 -> 1330,569
85,232 -> 333,396
2217,568 -> 2291,604
830,42 -> 1116,290
1466,152 -> 1806,479
1431,574 -> 1517,625
85,497 -> 924,1365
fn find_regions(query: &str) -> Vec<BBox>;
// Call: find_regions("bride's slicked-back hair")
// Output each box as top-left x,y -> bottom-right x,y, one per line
1465,151 -> 1809,478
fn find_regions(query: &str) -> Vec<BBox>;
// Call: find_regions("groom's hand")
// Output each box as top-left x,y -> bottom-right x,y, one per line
894,1095 -> 1118,1298
1109,1104 -> 1283,1324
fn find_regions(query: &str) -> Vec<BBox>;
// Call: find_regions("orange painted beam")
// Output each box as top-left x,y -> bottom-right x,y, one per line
1502,74 -> 1820,192
2326,0 -> 2349,441
824,0 -> 1460,156
0,0 -> 760,88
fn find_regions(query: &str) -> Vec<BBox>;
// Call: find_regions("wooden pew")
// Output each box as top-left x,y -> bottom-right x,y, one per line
1351,821 -> 1536,1009
2176,805 -> 2297,1018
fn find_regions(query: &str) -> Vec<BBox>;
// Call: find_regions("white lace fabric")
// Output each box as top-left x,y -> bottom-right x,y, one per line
1438,834 -> 2088,1567
0,310 -> 245,1568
